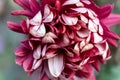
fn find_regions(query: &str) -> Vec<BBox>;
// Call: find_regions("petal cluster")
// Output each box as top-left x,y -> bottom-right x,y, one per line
8,0 -> 120,80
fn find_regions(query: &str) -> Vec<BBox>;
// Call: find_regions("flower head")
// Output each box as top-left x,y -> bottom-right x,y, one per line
8,0 -> 120,80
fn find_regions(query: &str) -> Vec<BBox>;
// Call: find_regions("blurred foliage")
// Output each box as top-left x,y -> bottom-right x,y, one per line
0,0 -> 120,80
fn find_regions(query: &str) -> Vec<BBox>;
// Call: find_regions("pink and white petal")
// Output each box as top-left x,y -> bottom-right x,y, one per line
59,34 -> 70,47
42,36 -> 55,43
93,18 -> 100,25
32,59 -> 42,70
81,0 -> 91,5
46,32 -> 57,39
88,9 -> 96,19
62,14 -> 78,26
77,29 -> 90,38
45,50 -> 57,59
72,8 -> 87,13
33,45 -> 42,59
42,45 -> 47,57
88,20 -> 98,32
30,11 -> 42,25
43,5 -> 51,19
95,42 -> 109,59
92,33 -> 103,43
81,44 -> 94,52
80,40 -> 86,49
80,15 -> 88,23
63,0 -> 79,6
74,43 -> 80,53
76,1 -> 84,7
30,23 -> 46,37
43,12 -> 54,23
98,24 -> 104,35
48,54 -> 64,77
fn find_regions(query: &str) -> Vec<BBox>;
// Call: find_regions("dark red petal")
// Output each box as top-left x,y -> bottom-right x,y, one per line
102,14 -> 120,27
98,4 -> 113,19
92,60 -> 100,71
29,0 -> 40,13
11,10 -> 34,17
23,55 -> 33,72
15,56 -> 27,66
107,38 -> 118,47
7,21 -> 23,33
21,20 -> 29,34
14,45 -> 29,56
14,0 -> 30,10
21,40 -> 32,50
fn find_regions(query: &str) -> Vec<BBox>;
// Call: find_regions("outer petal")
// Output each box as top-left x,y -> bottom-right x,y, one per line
11,10 -> 34,17
7,21 -> 23,33
102,14 -> 120,27
29,0 -> 40,13
23,55 -> 33,72
14,0 -> 30,10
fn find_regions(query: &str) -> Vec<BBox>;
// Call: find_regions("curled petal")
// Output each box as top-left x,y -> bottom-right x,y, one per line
30,11 -> 42,25
30,24 -> 46,37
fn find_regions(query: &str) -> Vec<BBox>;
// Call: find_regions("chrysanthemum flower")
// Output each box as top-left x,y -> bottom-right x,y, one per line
7,0 -> 120,80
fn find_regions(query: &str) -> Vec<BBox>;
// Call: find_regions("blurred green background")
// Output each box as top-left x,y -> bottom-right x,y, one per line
0,0 -> 120,80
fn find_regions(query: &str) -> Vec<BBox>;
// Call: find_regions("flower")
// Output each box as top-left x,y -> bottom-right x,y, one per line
7,0 -> 120,80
